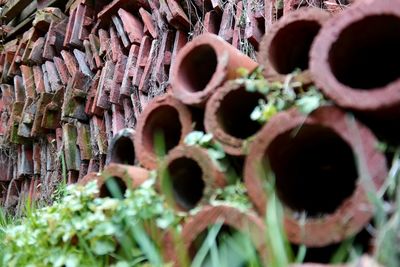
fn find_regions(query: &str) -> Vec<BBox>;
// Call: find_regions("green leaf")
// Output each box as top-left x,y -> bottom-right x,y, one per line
245,80 -> 256,92
250,106 -> 263,122
236,67 -> 250,78
207,148 -> 225,161
184,131 -> 204,146
199,133 -> 213,146
91,238 -> 116,255
295,95 -> 321,114
262,103 -> 278,122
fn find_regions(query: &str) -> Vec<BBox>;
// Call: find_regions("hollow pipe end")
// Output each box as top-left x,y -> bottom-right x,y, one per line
244,106 -> 387,246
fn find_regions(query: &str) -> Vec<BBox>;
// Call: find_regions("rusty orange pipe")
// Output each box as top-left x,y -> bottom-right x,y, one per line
310,0 -> 400,115
159,145 -> 226,211
244,106 -> 387,247
134,94 -> 194,169
171,33 -> 258,106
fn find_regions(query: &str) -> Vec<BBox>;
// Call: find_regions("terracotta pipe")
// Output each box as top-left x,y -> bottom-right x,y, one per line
168,205 -> 267,265
258,8 -> 330,78
205,81 -> 265,155
244,106 -> 387,247
79,163 -> 149,198
310,0 -> 400,115
171,33 -> 258,106
106,128 -> 136,165
134,94 -> 194,169
159,145 -> 226,211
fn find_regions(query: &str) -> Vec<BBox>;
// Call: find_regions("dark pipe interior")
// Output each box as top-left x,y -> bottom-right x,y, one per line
217,87 -> 264,139
269,21 -> 321,74
190,225 -> 262,266
99,176 -> 127,199
329,15 -> 400,89
110,136 -> 135,165
179,44 -> 218,92
143,105 -> 182,156
265,125 -> 358,217
167,157 -> 205,210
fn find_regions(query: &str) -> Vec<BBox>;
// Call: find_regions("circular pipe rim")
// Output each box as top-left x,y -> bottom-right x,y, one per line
171,33 -> 230,106
258,7 -> 330,77
134,94 -> 193,169
106,128 -> 136,165
160,145 -> 226,211
181,205 -> 268,265
79,164 -> 149,197
204,81 -> 264,156
309,1 -> 400,112
244,106 -> 387,246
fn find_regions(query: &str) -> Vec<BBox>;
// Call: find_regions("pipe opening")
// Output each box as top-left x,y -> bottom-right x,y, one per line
217,87 -> 264,139
167,157 -> 205,210
329,15 -> 400,89
190,225 -> 262,265
269,21 -> 321,74
265,125 -> 357,217
143,106 -> 182,156
99,176 -> 127,199
110,137 -> 135,165
179,44 -> 218,93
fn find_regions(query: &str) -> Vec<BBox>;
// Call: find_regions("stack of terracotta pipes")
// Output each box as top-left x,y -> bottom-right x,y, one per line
0,0 -> 396,265
0,0 -> 268,209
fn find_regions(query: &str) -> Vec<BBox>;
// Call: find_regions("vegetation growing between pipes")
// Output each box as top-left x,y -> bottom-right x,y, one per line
0,130 -> 395,267
236,67 -> 328,125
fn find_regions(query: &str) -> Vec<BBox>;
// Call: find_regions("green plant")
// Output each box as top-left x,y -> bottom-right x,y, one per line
0,179 -> 181,267
236,67 -> 328,124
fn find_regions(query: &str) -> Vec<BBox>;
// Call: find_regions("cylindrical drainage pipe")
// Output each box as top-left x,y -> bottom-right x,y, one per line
173,205 -> 267,265
258,8 -> 330,78
134,94 -> 194,169
310,0 -> 400,114
205,81 -> 265,155
79,164 -> 149,198
171,33 -> 258,106
159,145 -> 226,211
106,128 -> 136,165
244,106 -> 387,247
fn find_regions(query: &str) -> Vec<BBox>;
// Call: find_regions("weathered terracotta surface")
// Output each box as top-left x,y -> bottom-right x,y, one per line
134,94 -> 193,169
205,81 -> 265,155
310,0 -> 400,114
259,8 -> 330,77
171,33 -> 258,106
160,145 -> 226,211
79,163 -> 149,198
171,205 -> 267,265
244,106 -> 387,247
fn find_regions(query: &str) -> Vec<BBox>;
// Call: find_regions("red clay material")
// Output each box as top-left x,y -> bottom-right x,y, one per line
107,128 -> 136,165
259,8 -> 329,77
134,94 -> 193,169
310,0 -> 400,114
160,145 -> 226,211
205,81 -> 265,155
79,163 -> 149,198
171,33 -> 258,106
244,106 -> 387,247
179,205 -> 267,265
